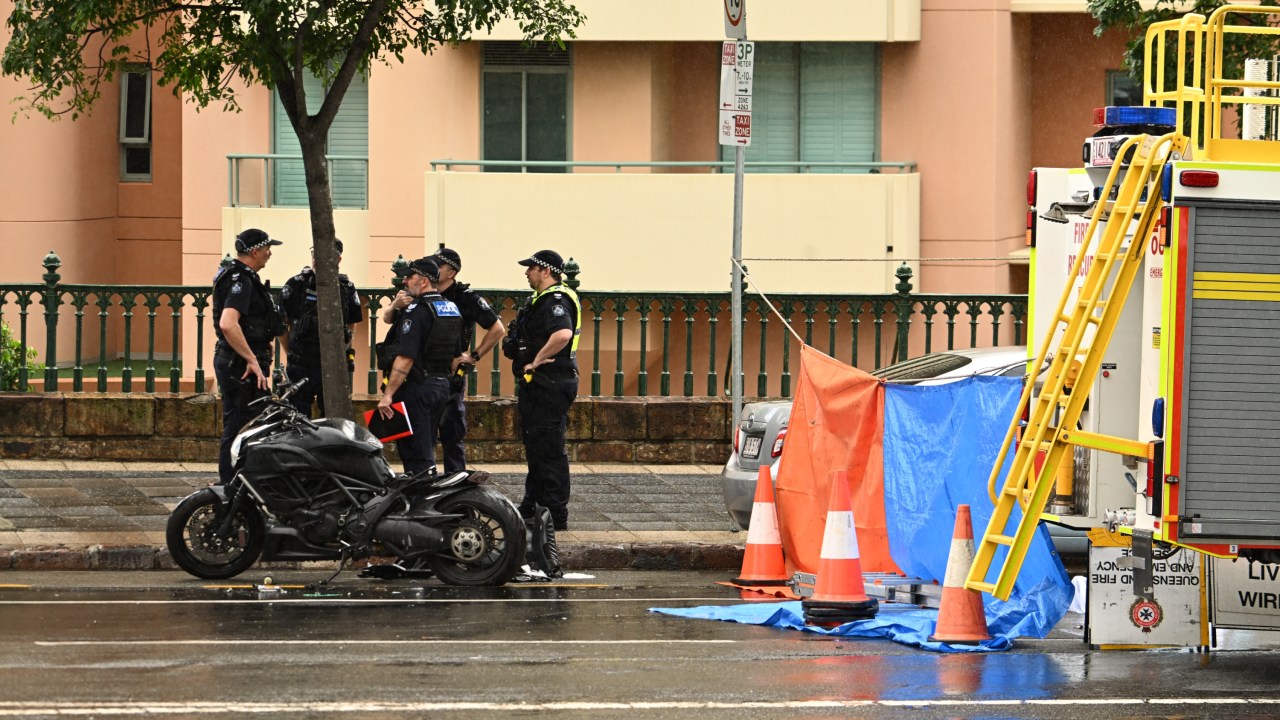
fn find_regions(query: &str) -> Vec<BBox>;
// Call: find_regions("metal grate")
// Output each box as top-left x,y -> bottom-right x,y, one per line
483,41 -> 570,67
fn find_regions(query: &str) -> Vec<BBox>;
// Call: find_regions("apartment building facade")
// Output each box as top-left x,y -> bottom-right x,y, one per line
0,0 -> 1132,380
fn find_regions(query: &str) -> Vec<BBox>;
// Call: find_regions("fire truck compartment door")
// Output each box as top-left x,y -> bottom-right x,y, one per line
1180,202 -> 1280,541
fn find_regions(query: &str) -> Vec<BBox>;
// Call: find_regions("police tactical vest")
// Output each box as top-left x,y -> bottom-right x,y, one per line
212,262 -> 279,355
417,293 -> 463,374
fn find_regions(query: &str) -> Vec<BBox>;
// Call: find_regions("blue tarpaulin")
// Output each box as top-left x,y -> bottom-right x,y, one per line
652,601 -> 1013,652
883,375 -> 1071,637
654,375 -> 1071,651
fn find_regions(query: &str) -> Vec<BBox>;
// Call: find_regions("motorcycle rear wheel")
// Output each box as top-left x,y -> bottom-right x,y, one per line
428,486 -> 527,586
166,490 -> 265,580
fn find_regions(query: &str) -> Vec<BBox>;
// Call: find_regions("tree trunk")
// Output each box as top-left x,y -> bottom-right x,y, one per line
298,132 -> 355,421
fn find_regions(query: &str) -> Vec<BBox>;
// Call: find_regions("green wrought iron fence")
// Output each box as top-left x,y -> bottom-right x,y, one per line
1,253 -> 1025,398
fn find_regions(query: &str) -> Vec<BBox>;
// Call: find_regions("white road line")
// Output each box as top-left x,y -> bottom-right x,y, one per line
0,597 -> 731,606
0,699 -> 1278,715
35,639 -> 734,646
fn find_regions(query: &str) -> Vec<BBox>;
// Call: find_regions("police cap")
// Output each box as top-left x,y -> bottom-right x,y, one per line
517,249 -> 564,275
396,256 -> 440,283
435,247 -> 462,272
235,228 -> 283,254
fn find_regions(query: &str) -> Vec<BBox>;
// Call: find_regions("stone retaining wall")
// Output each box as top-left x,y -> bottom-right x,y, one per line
0,393 -> 733,465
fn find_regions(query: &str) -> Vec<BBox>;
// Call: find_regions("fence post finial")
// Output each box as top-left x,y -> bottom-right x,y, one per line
42,250 -> 62,286
895,262 -> 913,296
390,254 -> 407,290
564,257 -> 580,291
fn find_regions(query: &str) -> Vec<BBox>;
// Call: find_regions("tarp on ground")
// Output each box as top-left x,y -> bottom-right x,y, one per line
775,345 -> 898,576
651,601 -> 1015,653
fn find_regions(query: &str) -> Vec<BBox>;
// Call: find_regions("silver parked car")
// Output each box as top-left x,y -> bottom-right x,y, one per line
721,346 -> 1085,556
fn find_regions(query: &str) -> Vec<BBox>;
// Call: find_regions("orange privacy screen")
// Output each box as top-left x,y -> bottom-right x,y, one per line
775,346 -> 902,576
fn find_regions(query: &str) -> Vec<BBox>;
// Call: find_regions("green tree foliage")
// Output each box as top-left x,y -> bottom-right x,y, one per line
1089,0 -> 1280,93
2,0 -> 584,418
0,321 -> 41,392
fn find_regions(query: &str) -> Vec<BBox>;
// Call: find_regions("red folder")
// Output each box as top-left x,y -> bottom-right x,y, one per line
363,401 -> 414,442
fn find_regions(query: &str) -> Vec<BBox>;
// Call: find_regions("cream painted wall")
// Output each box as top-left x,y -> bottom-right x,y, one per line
481,0 -> 921,42
220,208 -> 373,289
422,172 -> 919,294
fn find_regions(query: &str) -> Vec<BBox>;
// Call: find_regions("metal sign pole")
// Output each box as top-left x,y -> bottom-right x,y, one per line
723,1 -> 749,427
731,145 -> 745,427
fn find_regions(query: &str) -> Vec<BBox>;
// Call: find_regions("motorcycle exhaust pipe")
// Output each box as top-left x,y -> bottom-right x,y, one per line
372,518 -> 445,553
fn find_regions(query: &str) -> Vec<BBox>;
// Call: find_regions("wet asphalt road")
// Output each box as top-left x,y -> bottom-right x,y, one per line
1,570 -> 1280,719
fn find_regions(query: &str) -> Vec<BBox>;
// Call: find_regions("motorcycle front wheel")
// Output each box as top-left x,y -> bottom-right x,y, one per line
166,489 -> 265,580
428,486 -> 527,586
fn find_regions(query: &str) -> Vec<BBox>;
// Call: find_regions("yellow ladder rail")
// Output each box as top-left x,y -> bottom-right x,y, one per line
968,132 -> 1187,601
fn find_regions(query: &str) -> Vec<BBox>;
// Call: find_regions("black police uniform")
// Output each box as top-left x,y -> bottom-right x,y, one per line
509,285 -> 579,530
390,292 -> 463,476
280,267 -> 364,416
212,259 -> 282,483
437,280 -> 500,472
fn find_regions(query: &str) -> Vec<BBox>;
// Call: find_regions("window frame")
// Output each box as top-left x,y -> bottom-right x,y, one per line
720,42 -> 880,172
480,51 -> 573,171
119,68 -> 152,182
1107,70 -> 1141,107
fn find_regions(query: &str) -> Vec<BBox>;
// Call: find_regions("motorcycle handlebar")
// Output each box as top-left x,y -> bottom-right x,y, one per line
279,377 -> 308,402
246,377 -> 307,410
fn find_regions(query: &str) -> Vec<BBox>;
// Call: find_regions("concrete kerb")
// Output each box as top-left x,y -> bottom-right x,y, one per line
0,542 -> 745,572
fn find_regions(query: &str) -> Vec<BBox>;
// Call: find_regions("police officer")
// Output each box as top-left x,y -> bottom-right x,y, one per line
504,249 -> 580,530
376,256 -> 463,477
213,228 -> 284,483
279,239 -> 364,417
432,247 -> 506,473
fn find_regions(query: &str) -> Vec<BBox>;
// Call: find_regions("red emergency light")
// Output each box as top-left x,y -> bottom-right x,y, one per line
1179,170 -> 1219,188
1026,170 -> 1038,246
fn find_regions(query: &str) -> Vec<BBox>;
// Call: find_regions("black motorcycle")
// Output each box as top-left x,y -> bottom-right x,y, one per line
165,380 -> 527,586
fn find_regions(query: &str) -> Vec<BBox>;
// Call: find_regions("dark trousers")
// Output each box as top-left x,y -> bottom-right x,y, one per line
437,379 -> 468,473
215,352 -> 269,483
285,361 -> 325,417
393,375 -> 450,477
517,372 -> 578,530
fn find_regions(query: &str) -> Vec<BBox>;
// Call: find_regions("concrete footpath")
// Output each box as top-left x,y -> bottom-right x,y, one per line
0,460 -> 745,571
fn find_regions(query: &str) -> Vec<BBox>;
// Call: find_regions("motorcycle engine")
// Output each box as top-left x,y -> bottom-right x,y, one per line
290,503 -> 344,545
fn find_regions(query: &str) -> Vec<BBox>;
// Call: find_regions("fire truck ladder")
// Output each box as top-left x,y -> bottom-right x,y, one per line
965,132 -> 1187,601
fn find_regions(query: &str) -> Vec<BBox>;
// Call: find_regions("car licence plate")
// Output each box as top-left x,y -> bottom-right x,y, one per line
741,435 -> 762,459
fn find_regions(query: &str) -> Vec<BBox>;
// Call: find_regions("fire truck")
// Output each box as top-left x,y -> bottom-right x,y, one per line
964,7 -> 1280,620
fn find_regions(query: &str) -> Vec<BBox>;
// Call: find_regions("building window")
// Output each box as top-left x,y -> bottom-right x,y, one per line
723,42 -> 879,173
272,72 -> 369,208
482,42 -> 571,172
119,69 -> 152,182
1107,70 -> 1141,106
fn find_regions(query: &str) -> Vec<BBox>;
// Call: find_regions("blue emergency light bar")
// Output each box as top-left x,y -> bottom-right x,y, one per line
1093,106 -> 1177,127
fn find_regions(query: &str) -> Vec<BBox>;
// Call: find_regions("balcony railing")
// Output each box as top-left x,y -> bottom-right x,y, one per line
1,253 -> 1024,398
227,153 -> 370,209
429,160 -> 918,173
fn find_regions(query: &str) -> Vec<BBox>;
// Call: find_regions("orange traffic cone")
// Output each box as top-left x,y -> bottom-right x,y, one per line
802,470 -> 878,625
732,466 -> 789,586
930,504 -> 991,643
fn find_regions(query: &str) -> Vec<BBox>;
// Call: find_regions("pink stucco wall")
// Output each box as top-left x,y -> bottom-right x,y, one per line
369,43 -> 480,265
882,2 -> 1031,294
